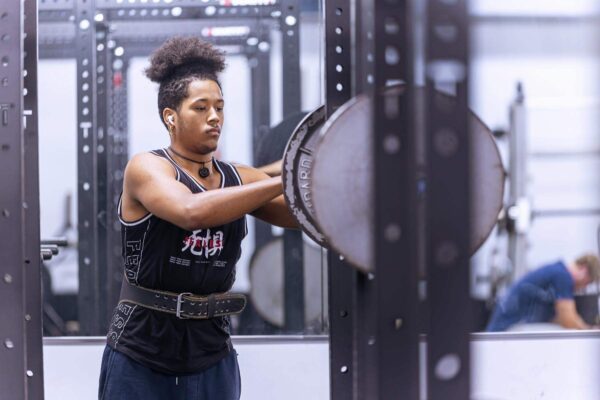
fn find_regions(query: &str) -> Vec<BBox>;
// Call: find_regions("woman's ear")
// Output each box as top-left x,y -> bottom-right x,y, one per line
162,108 -> 176,126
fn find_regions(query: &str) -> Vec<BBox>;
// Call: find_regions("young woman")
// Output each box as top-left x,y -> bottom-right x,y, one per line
99,36 -> 297,400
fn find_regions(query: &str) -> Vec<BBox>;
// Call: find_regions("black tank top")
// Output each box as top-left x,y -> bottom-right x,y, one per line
106,149 -> 247,375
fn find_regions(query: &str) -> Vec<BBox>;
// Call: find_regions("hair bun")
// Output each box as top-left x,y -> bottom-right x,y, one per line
145,36 -> 226,83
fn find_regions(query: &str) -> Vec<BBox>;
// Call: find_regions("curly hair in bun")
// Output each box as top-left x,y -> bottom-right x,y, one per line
145,36 -> 226,128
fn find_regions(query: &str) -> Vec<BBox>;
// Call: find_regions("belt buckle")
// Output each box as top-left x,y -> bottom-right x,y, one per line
176,292 -> 193,319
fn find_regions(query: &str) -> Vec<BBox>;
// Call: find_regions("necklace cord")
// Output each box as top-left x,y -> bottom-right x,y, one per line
167,147 -> 213,178
168,147 -> 214,166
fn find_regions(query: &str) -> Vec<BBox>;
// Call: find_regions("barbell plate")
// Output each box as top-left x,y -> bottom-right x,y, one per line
248,237 -> 326,328
311,88 -> 505,272
282,106 -> 328,246
312,96 -> 373,272
255,111 -> 309,167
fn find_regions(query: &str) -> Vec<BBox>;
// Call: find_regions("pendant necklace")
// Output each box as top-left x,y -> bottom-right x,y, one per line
168,147 -> 213,178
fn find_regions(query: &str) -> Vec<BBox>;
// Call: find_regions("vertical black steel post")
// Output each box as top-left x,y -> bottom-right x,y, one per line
251,28 -> 274,254
353,1 -> 377,398
241,30 -> 273,334
1,1 -> 25,398
23,0 -> 45,396
250,25 -> 274,255
106,50 -> 129,318
283,227 -> 304,332
244,26 -> 280,333
76,0 -> 101,335
324,0 -> 355,399
354,265 -> 379,400
95,23 -> 110,332
0,0 -> 43,397
280,0 -> 302,117
426,0 -> 472,398
249,24 -> 272,156
280,0 -> 304,333
365,0 -> 421,398
90,29 -> 128,327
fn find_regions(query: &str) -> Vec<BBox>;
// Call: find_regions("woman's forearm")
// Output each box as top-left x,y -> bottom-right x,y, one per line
184,177 -> 283,230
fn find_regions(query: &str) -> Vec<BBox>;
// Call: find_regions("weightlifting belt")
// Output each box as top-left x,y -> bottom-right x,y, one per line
119,277 -> 247,320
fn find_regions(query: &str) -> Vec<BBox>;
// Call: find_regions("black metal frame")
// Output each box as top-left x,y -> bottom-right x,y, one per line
1,0 -> 44,397
324,0 -> 472,398
106,48 -> 130,318
279,0 -> 306,334
323,1 -> 354,399
39,0 -> 304,335
425,1 -> 472,398
369,0 -> 421,397
23,0 -> 46,395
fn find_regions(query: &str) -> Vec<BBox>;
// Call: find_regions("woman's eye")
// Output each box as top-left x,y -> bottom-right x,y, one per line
216,107 -> 224,112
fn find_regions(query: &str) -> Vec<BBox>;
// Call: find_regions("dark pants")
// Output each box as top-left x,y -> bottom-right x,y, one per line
99,346 -> 241,400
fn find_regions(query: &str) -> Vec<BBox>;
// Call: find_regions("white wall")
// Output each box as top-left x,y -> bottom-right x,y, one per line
471,0 -> 600,17
43,337 -> 330,400
471,331 -> 600,400
44,332 -> 600,400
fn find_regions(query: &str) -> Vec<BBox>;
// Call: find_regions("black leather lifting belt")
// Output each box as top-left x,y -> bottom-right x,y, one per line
119,277 -> 247,320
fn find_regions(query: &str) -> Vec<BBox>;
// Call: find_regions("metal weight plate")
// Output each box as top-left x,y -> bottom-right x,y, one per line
255,111 -> 309,167
282,106 -> 328,246
311,88 -> 505,272
248,237 -> 327,328
311,96 -> 372,272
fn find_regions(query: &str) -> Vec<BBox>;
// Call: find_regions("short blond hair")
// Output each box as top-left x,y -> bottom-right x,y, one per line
575,253 -> 600,282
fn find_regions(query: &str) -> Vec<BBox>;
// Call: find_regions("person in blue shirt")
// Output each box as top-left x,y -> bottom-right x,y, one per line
486,254 -> 600,331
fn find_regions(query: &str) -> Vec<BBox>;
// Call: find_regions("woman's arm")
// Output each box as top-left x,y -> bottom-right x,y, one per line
257,159 -> 282,177
123,153 -> 283,231
252,195 -> 298,228
234,164 -> 299,229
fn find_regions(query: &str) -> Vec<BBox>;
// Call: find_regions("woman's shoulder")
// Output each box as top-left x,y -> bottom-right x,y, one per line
127,150 -> 170,167
125,150 -> 176,181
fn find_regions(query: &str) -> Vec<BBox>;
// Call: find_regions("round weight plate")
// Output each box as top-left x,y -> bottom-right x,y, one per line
282,106 -> 328,246
312,88 -> 505,272
248,237 -> 326,328
255,111 -> 308,167
312,96 -> 372,272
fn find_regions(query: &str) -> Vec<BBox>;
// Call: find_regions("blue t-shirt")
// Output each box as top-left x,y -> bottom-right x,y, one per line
486,261 -> 574,332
